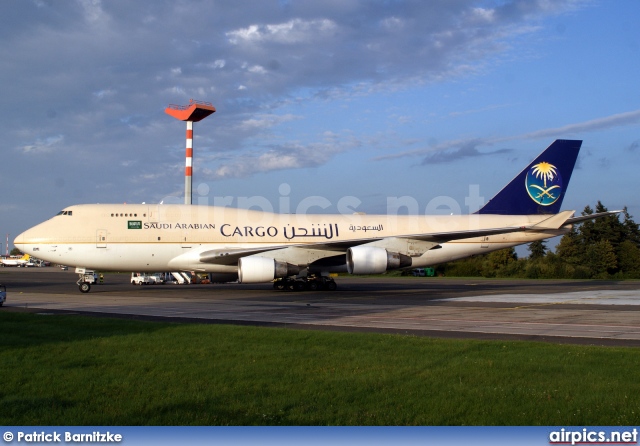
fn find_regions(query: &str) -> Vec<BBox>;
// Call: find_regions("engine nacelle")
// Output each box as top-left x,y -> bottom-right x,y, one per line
346,246 -> 412,275
238,256 -> 300,283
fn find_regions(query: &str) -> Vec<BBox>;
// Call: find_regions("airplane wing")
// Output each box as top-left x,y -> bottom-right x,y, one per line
199,247 -> 291,266
195,209 -> 623,269
197,212 -> 575,266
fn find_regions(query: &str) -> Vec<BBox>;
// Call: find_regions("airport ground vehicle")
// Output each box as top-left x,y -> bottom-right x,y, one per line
412,268 -> 435,277
131,273 -> 152,285
0,284 -> 6,306
148,273 -> 165,285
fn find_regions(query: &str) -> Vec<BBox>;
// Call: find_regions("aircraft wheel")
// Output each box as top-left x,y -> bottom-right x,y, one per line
306,281 -> 319,291
292,281 -> 305,292
79,282 -> 91,293
326,280 -> 337,291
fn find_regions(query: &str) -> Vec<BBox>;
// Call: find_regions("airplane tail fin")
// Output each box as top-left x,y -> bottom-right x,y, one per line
477,139 -> 581,215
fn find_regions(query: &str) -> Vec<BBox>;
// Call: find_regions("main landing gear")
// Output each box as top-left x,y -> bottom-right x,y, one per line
273,275 -> 337,292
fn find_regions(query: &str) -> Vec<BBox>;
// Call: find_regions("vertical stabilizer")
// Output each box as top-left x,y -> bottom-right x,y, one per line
477,139 -> 581,215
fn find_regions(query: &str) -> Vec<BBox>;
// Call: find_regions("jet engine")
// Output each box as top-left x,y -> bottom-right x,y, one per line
346,246 -> 412,275
238,256 -> 300,283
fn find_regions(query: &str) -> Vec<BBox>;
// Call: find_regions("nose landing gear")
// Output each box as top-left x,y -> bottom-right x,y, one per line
76,270 -> 98,293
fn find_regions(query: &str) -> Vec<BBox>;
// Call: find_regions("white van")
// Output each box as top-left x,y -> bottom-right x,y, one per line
131,272 -> 151,285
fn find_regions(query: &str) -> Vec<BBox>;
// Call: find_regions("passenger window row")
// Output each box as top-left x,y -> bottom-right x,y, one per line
110,213 -> 147,217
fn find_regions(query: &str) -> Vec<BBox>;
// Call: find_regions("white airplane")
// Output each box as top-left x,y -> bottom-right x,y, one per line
1,253 -> 30,267
15,140 -> 618,293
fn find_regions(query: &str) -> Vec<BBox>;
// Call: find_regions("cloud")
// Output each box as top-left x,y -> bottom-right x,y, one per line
206,133 -> 361,179
0,0 -> 594,229
626,140 -> 640,153
448,104 -> 512,118
597,157 -> 611,169
237,114 -> 302,132
376,108 -> 640,164
93,89 -> 116,99
78,0 -> 109,24
2,1 -> 586,131
421,142 -> 512,165
226,19 -> 338,45
520,109 -> 640,140
19,135 -> 64,154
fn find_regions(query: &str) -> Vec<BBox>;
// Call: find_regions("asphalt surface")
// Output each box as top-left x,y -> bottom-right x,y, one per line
2,268 -> 640,346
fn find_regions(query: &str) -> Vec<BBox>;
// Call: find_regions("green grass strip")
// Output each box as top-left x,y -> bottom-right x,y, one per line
1,312 -> 639,425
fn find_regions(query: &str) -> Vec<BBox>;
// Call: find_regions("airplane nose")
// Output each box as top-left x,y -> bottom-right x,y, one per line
14,220 -> 57,253
14,230 -> 26,250
14,226 -> 37,250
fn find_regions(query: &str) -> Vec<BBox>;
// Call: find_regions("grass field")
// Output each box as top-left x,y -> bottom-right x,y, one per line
1,311 -> 639,425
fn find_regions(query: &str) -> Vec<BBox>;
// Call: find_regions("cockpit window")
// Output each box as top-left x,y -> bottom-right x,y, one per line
56,210 -> 73,216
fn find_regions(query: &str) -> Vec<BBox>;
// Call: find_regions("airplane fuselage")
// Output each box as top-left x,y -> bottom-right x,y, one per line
15,204 -> 566,274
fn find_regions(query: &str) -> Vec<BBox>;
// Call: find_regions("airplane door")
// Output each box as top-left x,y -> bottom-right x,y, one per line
481,236 -> 489,248
96,229 -> 107,248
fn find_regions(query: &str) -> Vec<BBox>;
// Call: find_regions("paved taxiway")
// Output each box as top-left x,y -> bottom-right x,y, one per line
2,268 -> 640,346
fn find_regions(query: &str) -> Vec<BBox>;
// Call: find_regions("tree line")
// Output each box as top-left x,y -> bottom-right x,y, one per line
439,201 -> 640,279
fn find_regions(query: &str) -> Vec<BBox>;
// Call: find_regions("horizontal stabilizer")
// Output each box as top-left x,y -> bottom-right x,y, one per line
530,210 -> 575,230
563,210 -> 623,226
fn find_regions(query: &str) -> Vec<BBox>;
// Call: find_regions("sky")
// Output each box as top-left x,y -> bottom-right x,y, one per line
2,0 -> 640,254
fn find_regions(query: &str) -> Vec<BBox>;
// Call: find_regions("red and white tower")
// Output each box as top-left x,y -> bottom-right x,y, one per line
165,99 -> 216,205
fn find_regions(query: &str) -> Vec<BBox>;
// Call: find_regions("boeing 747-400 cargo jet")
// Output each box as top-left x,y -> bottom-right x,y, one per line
15,140 -> 618,293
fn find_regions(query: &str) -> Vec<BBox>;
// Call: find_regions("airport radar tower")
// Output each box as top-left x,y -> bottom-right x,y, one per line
165,99 -> 216,205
